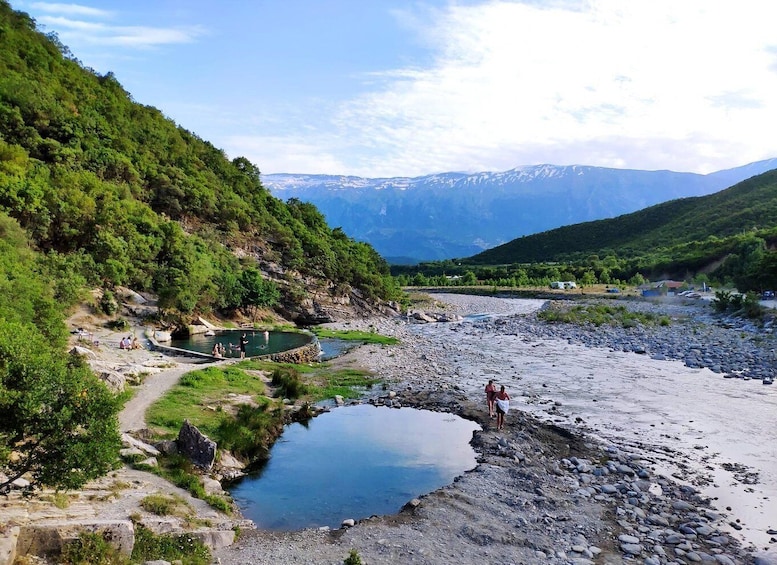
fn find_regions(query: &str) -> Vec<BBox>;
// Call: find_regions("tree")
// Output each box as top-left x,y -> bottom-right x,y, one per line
0,320 -> 121,491
240,267 -> 280,321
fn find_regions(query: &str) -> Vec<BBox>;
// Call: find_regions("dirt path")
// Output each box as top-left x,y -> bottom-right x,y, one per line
119,362 -> 208,433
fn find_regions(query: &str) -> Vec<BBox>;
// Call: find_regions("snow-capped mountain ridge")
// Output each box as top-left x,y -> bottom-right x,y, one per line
263,159 -> 777,263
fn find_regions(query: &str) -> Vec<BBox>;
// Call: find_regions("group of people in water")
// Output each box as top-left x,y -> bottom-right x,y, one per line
485,379 -> 510,431
211,330 -> 270,359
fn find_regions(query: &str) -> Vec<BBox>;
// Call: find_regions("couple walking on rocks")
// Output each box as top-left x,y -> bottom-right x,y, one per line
485,379 -> 510,431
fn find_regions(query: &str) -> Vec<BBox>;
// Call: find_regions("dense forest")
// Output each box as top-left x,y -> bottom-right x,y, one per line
0,1 -> 398,324
393,169 -> 777,292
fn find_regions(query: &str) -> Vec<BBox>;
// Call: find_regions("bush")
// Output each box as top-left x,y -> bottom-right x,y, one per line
344,549 -> 362,565
216,402 -> 283,462
271,366 -> 308,399
61,532 -> 129,565
99,288 -> 119,315
140,493 -> 183,516
131,524 -> 210,565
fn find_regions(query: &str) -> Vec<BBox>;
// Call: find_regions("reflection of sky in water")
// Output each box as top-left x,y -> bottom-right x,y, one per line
228,405 -> 479,531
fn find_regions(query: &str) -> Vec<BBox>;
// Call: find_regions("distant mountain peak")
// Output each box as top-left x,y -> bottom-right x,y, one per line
262,159 -> 777,263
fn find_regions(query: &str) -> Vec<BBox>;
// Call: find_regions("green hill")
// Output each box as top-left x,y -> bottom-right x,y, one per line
0,1 -> 397,323
466,168 -> 777,287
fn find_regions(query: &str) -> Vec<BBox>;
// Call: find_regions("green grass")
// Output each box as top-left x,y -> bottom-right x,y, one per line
312,327 -> 399,345
140,493 -> 190,516
146,365 -> 268,438
306,368 -> 381,401
538,303 -> 665,328
131,524 -> 210,565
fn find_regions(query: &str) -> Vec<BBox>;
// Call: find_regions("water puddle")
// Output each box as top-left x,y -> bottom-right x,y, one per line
317,337 -> 360,361
227,404 -> 480,530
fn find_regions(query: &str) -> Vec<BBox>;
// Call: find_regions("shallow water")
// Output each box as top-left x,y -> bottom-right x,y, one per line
227,404 -> 480,531
317,337 -> 360,361
418,296 -> 777,550
170,329 -> 311,358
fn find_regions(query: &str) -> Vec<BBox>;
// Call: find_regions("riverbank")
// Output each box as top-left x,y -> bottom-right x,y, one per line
214,293 -> 777,564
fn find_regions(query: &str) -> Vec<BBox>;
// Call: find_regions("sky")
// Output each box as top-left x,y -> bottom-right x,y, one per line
14,0 -> 777,177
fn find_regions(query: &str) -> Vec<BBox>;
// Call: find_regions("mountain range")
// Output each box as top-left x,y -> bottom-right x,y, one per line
263,159 -> 777,264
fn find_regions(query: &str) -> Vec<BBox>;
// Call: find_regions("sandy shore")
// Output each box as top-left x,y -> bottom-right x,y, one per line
214,293 -> 777,565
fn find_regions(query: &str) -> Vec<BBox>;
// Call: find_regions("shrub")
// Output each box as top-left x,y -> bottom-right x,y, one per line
131,524 -> 210,565
99,289 -> 119,315
61,532 -> 129,565
140,493 -> 184,516
344,549 -> 362,565
216,403 -> 283,462
271,366 -> 308,399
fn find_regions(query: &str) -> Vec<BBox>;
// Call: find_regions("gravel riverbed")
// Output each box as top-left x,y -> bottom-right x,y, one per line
214,293 -> 777,565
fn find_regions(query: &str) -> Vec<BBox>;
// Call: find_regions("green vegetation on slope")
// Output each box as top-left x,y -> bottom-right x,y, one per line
0,1 -> 398,320
0,217 -> 121,491
394,169 -> 777,292
470,169 -> 777,267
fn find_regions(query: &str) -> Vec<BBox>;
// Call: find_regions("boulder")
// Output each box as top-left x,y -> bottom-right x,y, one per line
97,370 -> 126,393
122,433 -> 161,456
191,529 -> 235,550
214,451 -> 246,481
0,525 -> 19,565
69,346 -> 97,360
154,440 -> 178,456
201,476 -> 223,495
176,420 -> 216,470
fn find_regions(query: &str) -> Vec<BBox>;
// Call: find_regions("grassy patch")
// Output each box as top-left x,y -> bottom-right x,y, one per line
216,401 -> 284,462
131,523 -> 210,565
146,365 -> 268,438
306,368 -> 381,401
61,531 -> 130,565
312,327 -> 399,345
538,303 -> 665,327
140,493 -> 191,517
138,455 -> 234,515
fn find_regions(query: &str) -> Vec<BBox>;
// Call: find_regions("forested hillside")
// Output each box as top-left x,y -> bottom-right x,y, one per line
463,169 -> 777,290
0,1 -> 397,324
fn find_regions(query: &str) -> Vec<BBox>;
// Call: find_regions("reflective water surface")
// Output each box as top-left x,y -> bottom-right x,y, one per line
228,404 -> 480,530
170,329 -> 312,357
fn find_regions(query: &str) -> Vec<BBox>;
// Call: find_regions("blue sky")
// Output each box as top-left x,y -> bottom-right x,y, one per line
15,0 -> 777,177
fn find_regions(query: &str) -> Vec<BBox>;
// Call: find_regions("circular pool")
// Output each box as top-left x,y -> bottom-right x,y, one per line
170,329 -> 312,358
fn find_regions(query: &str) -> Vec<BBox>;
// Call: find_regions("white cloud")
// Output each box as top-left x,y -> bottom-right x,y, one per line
29,2 -> 111,18
251,0 -> 777,176
37,15 -> 205,47
27,0 -> 206,50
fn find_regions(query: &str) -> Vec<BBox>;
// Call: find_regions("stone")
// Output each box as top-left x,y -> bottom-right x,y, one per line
122,433 -> 161,456
154,440 -> 178,456
16,520 -> 134,558
0,525 -> 19,565
620,542 -> 643,555
191,529 -> 235,550
69,346 -> 97,359
176,420 -> 217,470
201,476 -> 223,495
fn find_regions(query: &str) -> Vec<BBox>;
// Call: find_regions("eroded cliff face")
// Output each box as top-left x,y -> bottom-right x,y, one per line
266,268 -> 399,326
279,281 -> 400,325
